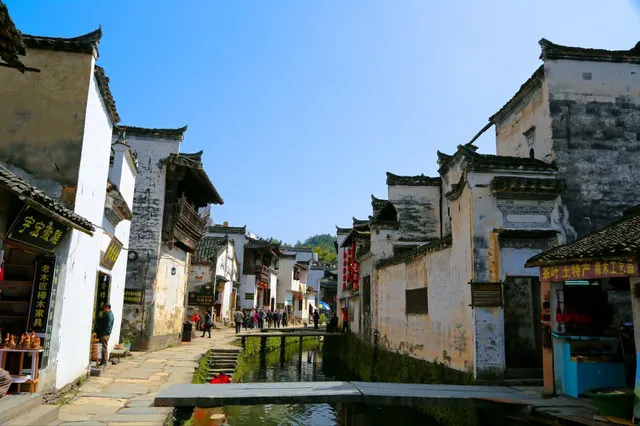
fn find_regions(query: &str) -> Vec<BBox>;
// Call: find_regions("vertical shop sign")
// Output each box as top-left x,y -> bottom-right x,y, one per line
94,275 -> 111,320
28,257 -> 59,367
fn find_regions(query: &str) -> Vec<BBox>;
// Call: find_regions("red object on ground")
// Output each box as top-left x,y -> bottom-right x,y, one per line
210,374 -> 231,384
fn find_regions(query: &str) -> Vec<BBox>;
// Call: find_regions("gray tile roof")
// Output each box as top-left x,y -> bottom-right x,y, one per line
0,164 -> 94,233
23,27 -> 102,55
114,125 -> 188,140
208,224 -> 246,235
526,206 -> 640,266
193,237 -> 227,264
0,0 -> 26,71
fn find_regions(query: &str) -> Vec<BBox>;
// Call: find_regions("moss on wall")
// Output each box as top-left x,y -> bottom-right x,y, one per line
325,334 -> 480,426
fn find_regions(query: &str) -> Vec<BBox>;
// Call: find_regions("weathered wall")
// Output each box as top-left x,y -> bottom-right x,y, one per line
494,80 -> 554,162
388,184 -> 441,240
545,59 -> 640,237
110,143 -> 137,209
375,246 -> 474,373
121,134 -> 180,342
47,69 -> 113,389
240,274 -> 257,309
148,244 -> 189,348
0,48 -> 93,189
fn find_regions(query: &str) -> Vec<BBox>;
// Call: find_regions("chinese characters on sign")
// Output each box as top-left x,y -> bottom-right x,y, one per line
245,292 -> 254,301
94,275 -> 111,321
123,289 -> 143,304
100,237 -> 123,270
7,206 -> 69,253
188,292 -> 213,306
27,257 -> 59,367
540,259 -> 638,281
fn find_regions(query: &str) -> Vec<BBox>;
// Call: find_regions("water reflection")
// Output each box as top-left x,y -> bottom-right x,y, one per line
192,340 -> 435,426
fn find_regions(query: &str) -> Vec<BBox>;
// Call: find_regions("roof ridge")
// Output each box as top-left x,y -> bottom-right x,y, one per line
22,26 -> 102,55
114,125 -> 188,140
93,65 -> 120,124
386,171 -> 441,186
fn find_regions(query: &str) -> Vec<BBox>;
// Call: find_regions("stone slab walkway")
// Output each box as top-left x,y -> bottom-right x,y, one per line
49,327 -> 239,426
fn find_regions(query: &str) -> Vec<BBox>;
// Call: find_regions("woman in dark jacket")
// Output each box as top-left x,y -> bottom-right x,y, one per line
201,310 -> 213,338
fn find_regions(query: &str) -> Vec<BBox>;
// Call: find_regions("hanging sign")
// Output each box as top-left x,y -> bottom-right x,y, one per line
276,303 -> 285,309
123,289 -> 143,304
100,236 -> 123,270
6,205 -> 69,253
188,292 -> 213,306
245,292 -> 254,300
94,275 -> 111,321
540,258 -> 638,281
28,256 -> 59,367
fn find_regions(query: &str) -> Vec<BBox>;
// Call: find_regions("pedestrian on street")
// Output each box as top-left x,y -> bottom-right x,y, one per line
202,310 -> 213,338
94,303 -> 114,366
249,309 -> 256,329
0,367 -> 11,397
253,310 -> 259,328
282,310 -> 288,327
313,309 -> 320,329
274,310 -> 281,328
341,307 -> 350,334
190,312 -> 201,337
258,308 -> 265,329
234,308 -> 244,334
266,310 -> 273,328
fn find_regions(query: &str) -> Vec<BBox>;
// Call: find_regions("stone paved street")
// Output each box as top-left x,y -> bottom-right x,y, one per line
50,327 -> 239,426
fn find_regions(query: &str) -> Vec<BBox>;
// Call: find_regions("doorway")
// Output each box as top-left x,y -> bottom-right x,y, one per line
90,272 -> 111,361
503,276 -> 542,372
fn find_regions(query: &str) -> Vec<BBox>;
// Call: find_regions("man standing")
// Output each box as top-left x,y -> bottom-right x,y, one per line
341,307 -> 349,333
282,309 -> 288,327
94,303 -> 114,366
234,308 -> 244,334
258,308 -> 265,329
312,309 -> 320,329
0,367 -> 11,397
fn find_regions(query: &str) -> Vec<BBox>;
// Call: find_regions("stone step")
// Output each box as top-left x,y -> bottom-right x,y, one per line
0,393 -> 44,424
5,404 -> 59,425
209,368 -> 235,374
211,349 -> 242,353
209,364 -> 237,370
209,356 -> 239,360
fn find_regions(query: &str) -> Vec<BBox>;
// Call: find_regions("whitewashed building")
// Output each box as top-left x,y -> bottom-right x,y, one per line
187,236 -> 239,324
0,27 -> 137,390
119,126 -> 223,351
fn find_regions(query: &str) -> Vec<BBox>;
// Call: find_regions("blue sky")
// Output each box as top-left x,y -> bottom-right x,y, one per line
6,1 -> 640,243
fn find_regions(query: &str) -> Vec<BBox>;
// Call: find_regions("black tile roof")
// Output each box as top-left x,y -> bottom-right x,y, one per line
336,226 -> 351,234
23,27 -> 102,56
193,236 -> 227,264
165,151 -> 223,205
0,0 -> 26,71
106,180 -> 132,220
352,217 -> 369,226
491,176 -> 565,195
526,206 -> 640,267
540,38 -> 640,64
94,66 -> 120,124
386,172 -> 441,186
0,163 -> 94,233
114,125 -> 188,141
459,144 -> 556,172
489,65 -> 544,124
377,234 -> 452,269
371,194 -> 387,216
208,224 -> 246,235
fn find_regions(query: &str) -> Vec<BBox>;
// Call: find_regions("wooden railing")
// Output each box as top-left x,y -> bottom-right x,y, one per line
170,197 -> 207,251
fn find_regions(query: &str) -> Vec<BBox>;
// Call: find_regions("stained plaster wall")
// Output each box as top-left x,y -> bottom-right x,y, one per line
276,257 -> 296,307
217,242 -> 239,321
374,246 -> 474,372
102,144 -> 137,355
358,252 -> 375,343
152,244 -> 189,344
241,275 -> 257,309
494,81 -> 554,162
545,59 -> 640,237
307,267 -> 325,294
45,68 -> 114,389
0,48 -> 93,189
388,184 -> 441,240
468,170 -> 565,377
120,134 -> 180,345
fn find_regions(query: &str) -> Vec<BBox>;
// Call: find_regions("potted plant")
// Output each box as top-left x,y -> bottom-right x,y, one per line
121,335 -> 134,351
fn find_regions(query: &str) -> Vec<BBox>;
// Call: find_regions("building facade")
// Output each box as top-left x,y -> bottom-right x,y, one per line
120,127 -> 223,351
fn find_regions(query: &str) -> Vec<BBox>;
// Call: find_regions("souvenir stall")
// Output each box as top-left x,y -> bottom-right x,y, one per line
528,237 -> 639,400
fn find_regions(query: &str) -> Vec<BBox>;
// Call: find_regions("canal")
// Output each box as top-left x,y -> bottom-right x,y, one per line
189,339 -> 530,426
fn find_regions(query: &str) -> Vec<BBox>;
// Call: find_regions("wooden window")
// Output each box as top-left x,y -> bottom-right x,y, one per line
470,282 -> 503,307
405,287 -> 428,314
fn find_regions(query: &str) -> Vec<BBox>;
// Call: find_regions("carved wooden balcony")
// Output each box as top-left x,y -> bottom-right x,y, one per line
167,197 -> 207,251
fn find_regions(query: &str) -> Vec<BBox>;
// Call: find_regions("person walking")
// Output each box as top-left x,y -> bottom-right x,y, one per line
201,310 -> 213,338
266,310 -> 273,328
253,310 -> 259,329
234,308 -> 244,334
312,309 -> 320,329
282,309 -> 288,327
249,309 -> 256,329
94,303 -> 114,366
341,307 -> 350,333
274,310 -> 281,328
0,367 -> 12,397
258,308 -> 265,329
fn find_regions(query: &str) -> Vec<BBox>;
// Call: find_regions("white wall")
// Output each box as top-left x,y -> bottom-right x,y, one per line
307,267 -> 324,293
154,244 -> 190,336
110,143 -> 137,208
53,68 -> 113,389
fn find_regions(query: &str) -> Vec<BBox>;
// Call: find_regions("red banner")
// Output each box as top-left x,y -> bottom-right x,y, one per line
257,281 -> 269,289
540,258 -> 638,281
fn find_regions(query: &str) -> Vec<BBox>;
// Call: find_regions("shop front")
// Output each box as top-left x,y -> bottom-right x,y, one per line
0,168 -> 95,393
526,208 -> 640,413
